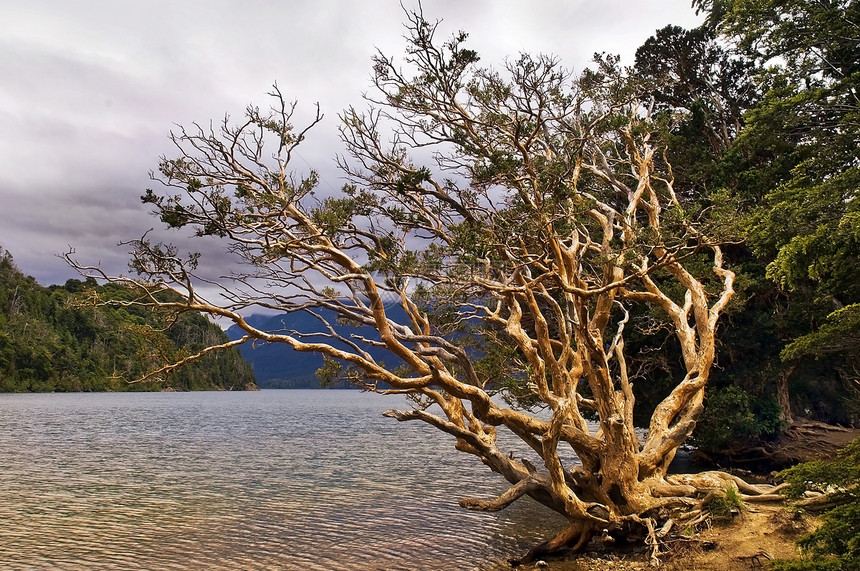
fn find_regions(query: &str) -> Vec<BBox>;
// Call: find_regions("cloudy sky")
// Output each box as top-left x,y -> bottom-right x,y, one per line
1,0 -> 702,287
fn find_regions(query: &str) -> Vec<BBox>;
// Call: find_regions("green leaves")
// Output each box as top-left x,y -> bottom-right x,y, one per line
683,1 -> 860,395
773,438 -> 860,571
0,247 -> 254,391
394,166 -> 432,195
782,304 -> 860,361
755,165 -> 860,302
694,385 -> 784,451
315,356 -> 344,387
310,196 -> 362,236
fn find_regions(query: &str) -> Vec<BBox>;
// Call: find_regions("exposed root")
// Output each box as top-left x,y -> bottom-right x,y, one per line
657,518 -> 674,538
642,516 -> 662,566
734,549 -> 772,568
666,471 -> 786,501
484,470 -> 788,567
650,481 -> 697,498
683,509 -> 714,529
796,487 -> 856,511
513,521 -> 594,566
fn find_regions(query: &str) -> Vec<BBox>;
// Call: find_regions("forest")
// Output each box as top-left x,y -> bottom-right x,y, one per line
626,0 -> 859,460
635,4 -> 860,566
0,247 -> 256,392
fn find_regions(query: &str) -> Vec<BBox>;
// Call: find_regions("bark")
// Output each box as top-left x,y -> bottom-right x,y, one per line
515,520 -> 594,565
778,363 -> 797,425
458,477 -> 542,512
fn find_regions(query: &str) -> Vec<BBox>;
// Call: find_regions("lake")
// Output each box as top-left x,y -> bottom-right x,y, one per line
0,390 -> 568,570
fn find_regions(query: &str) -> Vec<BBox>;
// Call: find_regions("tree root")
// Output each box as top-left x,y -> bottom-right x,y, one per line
476,469 -> 788,567
511,521 -> 594,566
642,516 -> 662,566
666,470 -> 787,500
795,485 -> 857,511
741,493 -> 786,503
659,534 -> 719,560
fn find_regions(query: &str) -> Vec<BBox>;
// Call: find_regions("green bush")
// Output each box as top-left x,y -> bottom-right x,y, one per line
694,385 -> 784,452
705,485 -> 746,521
771,438 -> 860,571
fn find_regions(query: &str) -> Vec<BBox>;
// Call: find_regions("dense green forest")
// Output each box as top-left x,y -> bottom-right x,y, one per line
623,0 -> 860,456
0,247 -> 256,392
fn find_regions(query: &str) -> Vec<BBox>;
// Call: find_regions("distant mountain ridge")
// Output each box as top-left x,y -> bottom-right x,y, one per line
226,306 -> 406,389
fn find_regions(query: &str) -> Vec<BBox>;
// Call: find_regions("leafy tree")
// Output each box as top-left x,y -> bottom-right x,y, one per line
629,23 -> 811,455
68,11 -> 784,562
628,3 -> 860,446
695,0 -> 860,415
635,24 -> 758,158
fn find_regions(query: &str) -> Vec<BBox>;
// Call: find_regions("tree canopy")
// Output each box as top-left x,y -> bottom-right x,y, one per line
696,0 -> 860,361
674,0 -> 859,443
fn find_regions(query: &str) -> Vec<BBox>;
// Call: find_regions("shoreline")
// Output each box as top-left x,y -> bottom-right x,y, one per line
512,503 -> 812,571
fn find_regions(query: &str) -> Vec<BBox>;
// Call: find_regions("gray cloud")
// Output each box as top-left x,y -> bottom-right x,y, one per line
0,0 -> 701,286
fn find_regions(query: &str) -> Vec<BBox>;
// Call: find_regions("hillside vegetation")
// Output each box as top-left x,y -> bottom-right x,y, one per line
0,247 -> 255,392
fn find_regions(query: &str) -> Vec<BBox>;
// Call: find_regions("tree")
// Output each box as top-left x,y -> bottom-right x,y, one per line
721,0 -> 860,307
635,24 -> 758,158
630,24 -> 801,452
68,10 -> 782,562
695,0 -> 860,424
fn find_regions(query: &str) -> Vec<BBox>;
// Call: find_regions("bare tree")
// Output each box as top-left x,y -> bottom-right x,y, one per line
68,10 -> 782,564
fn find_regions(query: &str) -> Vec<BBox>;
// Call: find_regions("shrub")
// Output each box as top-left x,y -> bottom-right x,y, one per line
771,438 -> 860,571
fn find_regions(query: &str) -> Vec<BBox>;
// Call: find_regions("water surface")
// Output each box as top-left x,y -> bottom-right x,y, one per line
0,390 -> 566,570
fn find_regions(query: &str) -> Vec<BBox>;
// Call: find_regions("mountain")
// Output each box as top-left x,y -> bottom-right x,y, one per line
226,306 -> 406,389
0,247 -> 256,392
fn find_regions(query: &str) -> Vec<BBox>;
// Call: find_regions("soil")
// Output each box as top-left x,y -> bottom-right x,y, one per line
529,503 -> 816,570
770,419 -> 859,465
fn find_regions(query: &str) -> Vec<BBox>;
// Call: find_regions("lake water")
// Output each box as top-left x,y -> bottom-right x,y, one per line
0,390 -> 568,570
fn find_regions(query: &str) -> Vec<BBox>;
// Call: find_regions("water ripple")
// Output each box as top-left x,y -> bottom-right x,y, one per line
0,391 -> 566,570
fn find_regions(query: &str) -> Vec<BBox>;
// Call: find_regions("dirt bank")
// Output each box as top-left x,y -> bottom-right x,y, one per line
529,503 -> 815,571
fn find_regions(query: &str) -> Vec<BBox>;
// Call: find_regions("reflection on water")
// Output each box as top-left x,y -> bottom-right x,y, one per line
0,390 -> 566,570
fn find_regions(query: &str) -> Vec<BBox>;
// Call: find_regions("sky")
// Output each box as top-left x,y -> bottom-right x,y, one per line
0,0 -> 703,288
